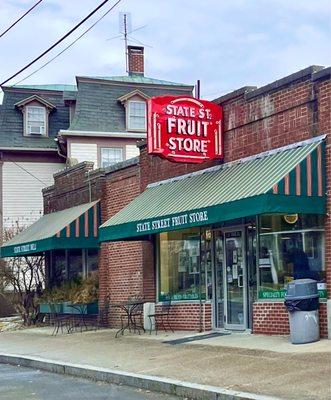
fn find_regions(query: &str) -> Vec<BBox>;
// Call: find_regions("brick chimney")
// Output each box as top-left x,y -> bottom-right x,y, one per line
128,45 -> 144,76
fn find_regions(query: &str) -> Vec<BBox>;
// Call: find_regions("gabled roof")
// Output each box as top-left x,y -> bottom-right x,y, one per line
14,95 -> 56,109
117,89 -> 150,104
78,75 -> 192,87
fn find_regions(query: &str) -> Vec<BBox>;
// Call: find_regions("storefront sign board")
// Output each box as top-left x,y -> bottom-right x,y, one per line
147,96 -> 223,163
136,210 -> 209,233
258,288 -> 327,299
13,243 -> 37,254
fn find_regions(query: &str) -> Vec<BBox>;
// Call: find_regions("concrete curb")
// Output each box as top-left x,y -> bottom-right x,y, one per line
0,353 -> 282,400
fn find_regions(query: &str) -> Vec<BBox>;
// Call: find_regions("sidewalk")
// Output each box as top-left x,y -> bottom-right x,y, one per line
0,328 -> 330,400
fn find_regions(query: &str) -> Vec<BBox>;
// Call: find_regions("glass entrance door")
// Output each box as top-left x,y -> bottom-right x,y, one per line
213,230 -> 224,329
224,230 -> 247,330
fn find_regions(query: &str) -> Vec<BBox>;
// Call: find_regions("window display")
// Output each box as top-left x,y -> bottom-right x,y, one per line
258,214 -> 326,299
68,249 -> 83,280
87,249 -> 98,274
158,228 -> 201,301
51,250 -> 66,287
50,248 -> 99,287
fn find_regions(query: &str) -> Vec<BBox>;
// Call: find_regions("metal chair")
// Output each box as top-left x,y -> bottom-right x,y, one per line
82,297 -> 110,331
49,304 -> 71,336
130,301 -> 145,334
148,298 -> 173,335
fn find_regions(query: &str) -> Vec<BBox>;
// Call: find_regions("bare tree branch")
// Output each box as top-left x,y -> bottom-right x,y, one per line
0,224 -> 45,325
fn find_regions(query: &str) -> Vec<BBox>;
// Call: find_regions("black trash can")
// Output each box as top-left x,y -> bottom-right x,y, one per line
284,279 -> 320,344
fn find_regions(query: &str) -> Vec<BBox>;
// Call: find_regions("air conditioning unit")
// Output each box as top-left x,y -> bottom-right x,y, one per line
28,125 -> 44,135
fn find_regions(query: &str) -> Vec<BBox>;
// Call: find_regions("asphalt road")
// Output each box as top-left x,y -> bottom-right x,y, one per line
0,364 -> 182,400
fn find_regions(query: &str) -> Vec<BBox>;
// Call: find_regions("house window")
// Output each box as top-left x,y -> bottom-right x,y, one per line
26,106 -> 46,135
128,101 -> 146,130
101,147 -> 123,168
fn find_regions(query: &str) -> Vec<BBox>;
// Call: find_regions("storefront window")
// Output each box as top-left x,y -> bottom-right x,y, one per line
51,250 -> 66,287
68,249 -> 83,280
49,248 -> 99,288
158,228 -> 201,301
87,248 -> 98,274
258,214 -> 326,300
200,229 -> 213,300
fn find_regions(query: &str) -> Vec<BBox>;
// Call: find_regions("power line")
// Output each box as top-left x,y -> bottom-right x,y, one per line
1,0 -> 111,86
0,0 -> 44,39
12,162 -> 48,186
13,0 -> 123,86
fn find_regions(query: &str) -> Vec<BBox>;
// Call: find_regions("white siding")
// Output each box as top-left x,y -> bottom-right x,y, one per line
70,143 -> 98,167
126,144 -> 140,160
2,162 -> 63,228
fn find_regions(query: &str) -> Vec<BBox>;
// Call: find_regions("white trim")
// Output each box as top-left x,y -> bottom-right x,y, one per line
0,147 -> 58,152
147,134 -> 326,189
117,89 -> 150,104
24,105 -> 48,137
59,130 -> 146,139
14,94 -> 56,109
127,100 -> 147,131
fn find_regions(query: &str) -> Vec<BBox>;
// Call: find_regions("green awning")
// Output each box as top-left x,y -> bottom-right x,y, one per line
99,136 -> 326,242
0,201 -> 100,258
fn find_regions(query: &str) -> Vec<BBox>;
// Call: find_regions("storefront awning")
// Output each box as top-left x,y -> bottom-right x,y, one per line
0,201 -> 100,257
99,136 -> 326,242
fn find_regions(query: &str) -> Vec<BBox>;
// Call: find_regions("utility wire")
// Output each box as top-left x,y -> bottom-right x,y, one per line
0,0 -> 44,39
1,0 -> 111,86
13,0 -> 122,86
13,162 -> 48,186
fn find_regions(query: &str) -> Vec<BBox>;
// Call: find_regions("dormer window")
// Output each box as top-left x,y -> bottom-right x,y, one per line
128,101 -> 146,131
26,106 -> 46,135
117,90 -> 149,133
15,95 -> 56,138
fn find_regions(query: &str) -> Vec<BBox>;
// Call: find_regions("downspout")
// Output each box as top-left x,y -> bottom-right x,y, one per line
54,137 -> 67,162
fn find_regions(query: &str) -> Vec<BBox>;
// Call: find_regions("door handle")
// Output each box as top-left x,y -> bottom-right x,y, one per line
238,275 -> 243,288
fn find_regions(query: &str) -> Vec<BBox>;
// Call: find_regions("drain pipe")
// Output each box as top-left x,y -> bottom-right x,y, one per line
54,137 -> 67,162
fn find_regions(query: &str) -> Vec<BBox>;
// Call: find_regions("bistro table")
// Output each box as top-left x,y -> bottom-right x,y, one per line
113,300 -> 145,338
66,303 -> 88,333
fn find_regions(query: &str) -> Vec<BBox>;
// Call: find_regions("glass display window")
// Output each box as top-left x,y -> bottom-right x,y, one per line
68,249 -> 83,281
258,214 -> 326,300
87,248 -> 99,274
51,249 -> 66,287
158,228 -> 202,301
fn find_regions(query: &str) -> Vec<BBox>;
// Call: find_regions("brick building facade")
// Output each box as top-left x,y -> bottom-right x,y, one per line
42,65 -> 330,337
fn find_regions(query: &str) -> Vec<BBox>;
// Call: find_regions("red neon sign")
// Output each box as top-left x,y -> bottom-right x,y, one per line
147,96 -> 223,163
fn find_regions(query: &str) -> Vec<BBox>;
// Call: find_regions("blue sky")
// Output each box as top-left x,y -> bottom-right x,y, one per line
0,0 -> 330,99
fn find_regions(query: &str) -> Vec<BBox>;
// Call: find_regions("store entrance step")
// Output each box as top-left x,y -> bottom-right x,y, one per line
163,332 -> 230,345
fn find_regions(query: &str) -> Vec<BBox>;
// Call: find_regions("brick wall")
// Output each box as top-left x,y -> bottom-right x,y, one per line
43,162 -> 104,213
253,302 -> 328,338
98,161 -> 143,325
317,79 -> 331,296
154,302 -> 212,332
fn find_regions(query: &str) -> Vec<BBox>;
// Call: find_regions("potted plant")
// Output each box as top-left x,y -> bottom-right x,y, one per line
38,272 -> 99,315
70,273 -> 99,314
